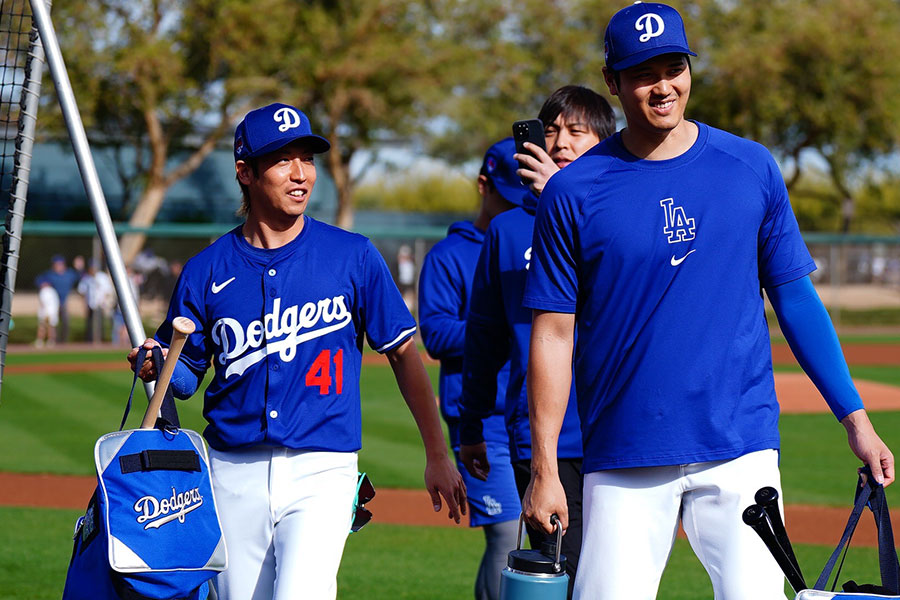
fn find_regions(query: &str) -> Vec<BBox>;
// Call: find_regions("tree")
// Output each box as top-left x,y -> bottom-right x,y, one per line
424,0 -> 618,162
47,0 -> 279,263
253,0 -> 564,229
687,0 -> 900,232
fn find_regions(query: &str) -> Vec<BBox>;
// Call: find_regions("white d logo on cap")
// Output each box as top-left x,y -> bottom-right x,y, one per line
635,13 -> 665,42
274,107 -> 301,132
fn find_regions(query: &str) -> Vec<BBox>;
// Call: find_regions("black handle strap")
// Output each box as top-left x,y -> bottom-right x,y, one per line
120,346 -> 180,431
119,449 -> 200,474
814,467 -> 900,593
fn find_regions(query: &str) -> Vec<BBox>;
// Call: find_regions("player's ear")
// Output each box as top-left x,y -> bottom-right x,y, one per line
603,67 -> 619,96
235,160 -> 254,186
476,174 -> 491,198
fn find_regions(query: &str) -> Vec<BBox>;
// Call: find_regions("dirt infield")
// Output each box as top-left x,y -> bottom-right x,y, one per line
0,471 -> 895,547
7,341 -> 900,374
3,348 -> 900,547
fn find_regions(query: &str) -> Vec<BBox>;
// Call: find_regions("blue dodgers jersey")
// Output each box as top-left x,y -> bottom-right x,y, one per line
156,218 -> 417,452
460,200 -> 582,462
524,122 -> 816,473
418,221 -> 510,450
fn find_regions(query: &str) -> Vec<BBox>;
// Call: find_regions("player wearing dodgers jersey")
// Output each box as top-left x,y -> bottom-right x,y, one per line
522,4 -> 894,599
130,102 -> 465,600
419,139 -> 524,600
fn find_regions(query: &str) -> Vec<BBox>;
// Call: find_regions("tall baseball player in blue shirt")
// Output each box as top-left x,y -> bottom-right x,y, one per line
129,102 -> 466,600
523,4 -> 895,599
459,88 -> 616,597
418,139 -> 524,600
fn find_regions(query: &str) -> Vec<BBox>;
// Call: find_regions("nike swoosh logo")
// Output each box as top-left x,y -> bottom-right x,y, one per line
670,249 -> 696,266
211,277 -> 236,294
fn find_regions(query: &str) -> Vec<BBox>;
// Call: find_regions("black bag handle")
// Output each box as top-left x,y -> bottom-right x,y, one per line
120,346 -> 180,431
814,467 -> 900,593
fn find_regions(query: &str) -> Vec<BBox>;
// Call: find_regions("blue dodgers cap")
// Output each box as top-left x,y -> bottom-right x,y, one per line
481,137 -> 530,207
604,2 -> 697,71
233,102 -> 330,161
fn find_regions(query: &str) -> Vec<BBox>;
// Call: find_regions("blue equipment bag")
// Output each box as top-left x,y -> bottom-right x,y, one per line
62,348 -> 226,600
795,467 -> 900,599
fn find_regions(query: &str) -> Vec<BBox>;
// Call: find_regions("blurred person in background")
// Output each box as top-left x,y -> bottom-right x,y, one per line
34,279 -> 60,347
78,260 -> 115,343
34,254 -> 82,344
418,138 -> 522,600
397,244 -> 417,311
112,266 -> 143,347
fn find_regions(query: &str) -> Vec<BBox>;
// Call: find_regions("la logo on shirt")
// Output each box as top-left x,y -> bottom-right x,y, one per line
660,198 -> 696,243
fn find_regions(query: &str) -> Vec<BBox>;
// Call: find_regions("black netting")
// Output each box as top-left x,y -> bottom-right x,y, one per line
0,0 -> 33,217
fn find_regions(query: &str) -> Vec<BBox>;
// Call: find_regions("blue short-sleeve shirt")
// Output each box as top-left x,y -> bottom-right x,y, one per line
524,122 -> 815,473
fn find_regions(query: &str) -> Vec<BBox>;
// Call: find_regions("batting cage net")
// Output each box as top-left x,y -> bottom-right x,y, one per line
0,0 -> 44,399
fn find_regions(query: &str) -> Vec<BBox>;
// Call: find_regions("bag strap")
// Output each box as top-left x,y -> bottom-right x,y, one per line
119,346 -> 180,431
870,475 -> 900,593
814,468 -> 900,593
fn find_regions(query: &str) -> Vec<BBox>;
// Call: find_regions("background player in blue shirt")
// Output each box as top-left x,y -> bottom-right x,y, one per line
34,254 -> 83,344
523,4 -> 895,599
459,88 -> 615,597
130,102 -> 465,600
418,139 -> 523,600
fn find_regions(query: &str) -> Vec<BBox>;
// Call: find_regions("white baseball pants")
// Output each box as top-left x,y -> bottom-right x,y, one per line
575,449 -> 787,600
208,446 -> 358,600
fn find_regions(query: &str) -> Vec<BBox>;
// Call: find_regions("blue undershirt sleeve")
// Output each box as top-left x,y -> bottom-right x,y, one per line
766,276 -> 863,421
170,358 -> 202,400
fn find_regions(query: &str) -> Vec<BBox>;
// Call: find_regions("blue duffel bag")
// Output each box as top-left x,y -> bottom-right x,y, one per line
62,345 -> 226,600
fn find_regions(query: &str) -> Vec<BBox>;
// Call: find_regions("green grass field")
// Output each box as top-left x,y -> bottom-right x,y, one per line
0,347 -> 898,598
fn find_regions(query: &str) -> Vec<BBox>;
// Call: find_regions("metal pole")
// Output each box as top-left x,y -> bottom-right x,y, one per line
0,7 -> 47,399
30,0 -> 153,397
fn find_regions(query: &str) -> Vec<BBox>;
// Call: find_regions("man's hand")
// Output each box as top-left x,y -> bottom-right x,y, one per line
425,452 -> 467,523
460,442 -> 490,481
127,338 -> 166,381
842,409 -> 895,486
514,142 -> 560,196
523,471 -> 568,535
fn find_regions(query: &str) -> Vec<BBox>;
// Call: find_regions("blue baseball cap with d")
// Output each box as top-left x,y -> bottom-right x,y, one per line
233,102 -> 331,161
481,137 -> 530,207
604,2 -> 697,71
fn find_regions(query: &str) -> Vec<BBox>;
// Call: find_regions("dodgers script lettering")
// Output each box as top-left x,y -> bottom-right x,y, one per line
134,486 -> 204,530
212,296 -> 353,378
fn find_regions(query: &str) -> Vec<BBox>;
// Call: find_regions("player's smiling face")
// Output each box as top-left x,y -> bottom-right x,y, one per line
609,53 -> 691,137
544,114 -> 601,169
238,140 -> 317,221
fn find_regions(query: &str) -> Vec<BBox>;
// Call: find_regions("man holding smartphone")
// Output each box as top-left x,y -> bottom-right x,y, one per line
459,86 -> 615,598
513,87 -> 614,196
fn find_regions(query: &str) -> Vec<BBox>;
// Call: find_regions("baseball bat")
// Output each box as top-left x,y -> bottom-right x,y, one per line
140,317 -> 196,429
755,486 -> 803,581
742,504 -> 807,593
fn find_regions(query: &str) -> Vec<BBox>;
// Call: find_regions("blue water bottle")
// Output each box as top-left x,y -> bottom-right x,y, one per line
499,513 -> 569,600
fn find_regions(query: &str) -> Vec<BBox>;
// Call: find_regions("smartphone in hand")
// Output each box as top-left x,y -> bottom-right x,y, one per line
512,119 -> 547,185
